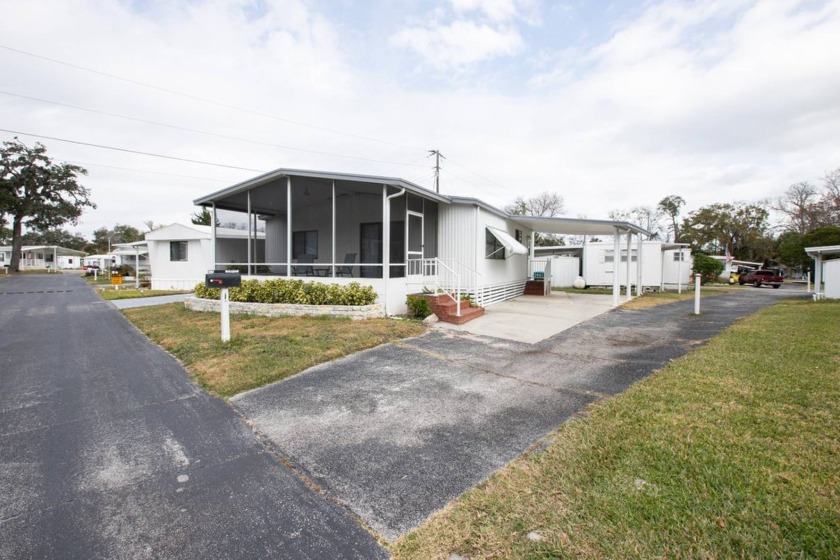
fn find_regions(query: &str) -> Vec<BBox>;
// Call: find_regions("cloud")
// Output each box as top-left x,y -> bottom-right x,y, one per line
390,20 -> 523,69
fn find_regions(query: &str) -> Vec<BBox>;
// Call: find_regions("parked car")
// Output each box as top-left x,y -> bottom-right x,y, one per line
739,269 -> 783,289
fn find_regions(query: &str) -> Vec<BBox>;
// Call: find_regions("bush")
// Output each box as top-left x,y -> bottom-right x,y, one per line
193,279 -> 377,306
406,295 -> 432,318
692,253 -> 725,284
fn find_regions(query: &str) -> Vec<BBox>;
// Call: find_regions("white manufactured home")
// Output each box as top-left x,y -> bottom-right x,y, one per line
0,245 -> 86,271
536,241 -> 693,291
192,169 -> 652,315
145,223 -> 265,290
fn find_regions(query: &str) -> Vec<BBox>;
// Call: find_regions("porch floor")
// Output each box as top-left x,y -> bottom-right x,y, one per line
435,292 -> 614,344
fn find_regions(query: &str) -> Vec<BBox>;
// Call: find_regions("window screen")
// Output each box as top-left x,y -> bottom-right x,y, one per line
170,241 -> 188,261
293,230 -> 318,259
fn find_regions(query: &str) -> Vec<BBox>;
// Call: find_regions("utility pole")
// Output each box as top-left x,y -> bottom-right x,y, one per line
428,149 -> 445,193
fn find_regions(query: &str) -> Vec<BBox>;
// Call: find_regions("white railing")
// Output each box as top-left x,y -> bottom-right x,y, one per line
407,258 -> 462,316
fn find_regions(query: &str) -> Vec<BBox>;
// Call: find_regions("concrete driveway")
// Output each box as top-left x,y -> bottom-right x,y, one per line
232,288 -> 798,541
0,275 -> 386,559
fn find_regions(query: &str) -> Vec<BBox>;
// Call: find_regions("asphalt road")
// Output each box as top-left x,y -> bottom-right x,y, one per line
233,287 -> 802,541
0,274 -> 386,559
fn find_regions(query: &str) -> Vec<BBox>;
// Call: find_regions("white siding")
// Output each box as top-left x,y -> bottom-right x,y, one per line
824,259 -> 840,299
549,257 -> 580,287
437,204 -> 478,274
582,241 -> 692,289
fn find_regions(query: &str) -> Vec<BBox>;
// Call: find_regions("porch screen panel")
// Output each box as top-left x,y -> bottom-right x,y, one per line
290,177 -> 333,277
423,201 -> 438,259
390,195 -> 406,278
336,182 -> 382,278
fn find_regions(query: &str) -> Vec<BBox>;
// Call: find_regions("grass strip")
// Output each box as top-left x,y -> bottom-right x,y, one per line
123,303 -> 425,397
98,289 -> 190,300
392,299 -> 840,559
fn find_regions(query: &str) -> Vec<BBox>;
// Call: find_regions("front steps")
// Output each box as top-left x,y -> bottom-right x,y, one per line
523,280 -> 548,296
421,294 -> 485,325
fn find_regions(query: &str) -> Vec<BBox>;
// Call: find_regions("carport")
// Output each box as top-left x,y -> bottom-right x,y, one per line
510,216 -> 653,306
805,244 -> 840,300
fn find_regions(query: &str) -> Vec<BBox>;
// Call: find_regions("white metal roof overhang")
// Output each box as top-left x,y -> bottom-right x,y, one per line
805,245 -> 840,257
509,216 -> 653,237
14,245 -> 87,257
193,168 -> 450,213
112,241 -> 149,256
486,226 -> 529,256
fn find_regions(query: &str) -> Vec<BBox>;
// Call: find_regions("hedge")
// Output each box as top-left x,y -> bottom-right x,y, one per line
193,279 -> 377,306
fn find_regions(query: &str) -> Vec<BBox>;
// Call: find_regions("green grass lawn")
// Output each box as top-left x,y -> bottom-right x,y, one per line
98,289 -> 189,300
123,303 -> 425,397
392,299 -> 840,559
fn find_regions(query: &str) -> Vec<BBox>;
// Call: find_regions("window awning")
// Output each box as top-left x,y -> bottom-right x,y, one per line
487,226 -> 529,256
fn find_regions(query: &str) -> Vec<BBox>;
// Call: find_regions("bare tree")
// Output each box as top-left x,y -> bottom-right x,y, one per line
505,191 -> 565,217
657,195 -> 685,242
609,206 -> 663,239
505,191 -> 565,246
773,182 -> 820,235
821,168 -> 840,226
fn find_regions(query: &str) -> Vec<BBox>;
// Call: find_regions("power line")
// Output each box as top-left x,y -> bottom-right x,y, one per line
0,44 -> 427,153
0,128 -> 267,172
446,157 -> 514,194
65,160 -> 232,183
0,90 -> 429,168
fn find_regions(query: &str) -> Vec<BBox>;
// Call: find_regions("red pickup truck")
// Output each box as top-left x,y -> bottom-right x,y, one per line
739,269 -> 783,289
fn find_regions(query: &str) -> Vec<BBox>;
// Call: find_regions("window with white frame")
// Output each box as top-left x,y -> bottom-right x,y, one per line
673,252 -> 686,261
170,241 -> 188,261
486,229 -> 505,260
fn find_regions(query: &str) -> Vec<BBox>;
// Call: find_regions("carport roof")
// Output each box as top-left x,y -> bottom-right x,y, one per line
1,245 -> 87,257
509,215 -> 653,237
193,168 -> 450,207
805,245 -> 840,257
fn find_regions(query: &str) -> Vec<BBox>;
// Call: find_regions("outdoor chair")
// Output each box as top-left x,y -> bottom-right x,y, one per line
336,253 -> 356,277
293,254 -> 315,276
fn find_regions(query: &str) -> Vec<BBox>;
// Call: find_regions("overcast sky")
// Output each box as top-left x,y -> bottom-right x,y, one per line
2,0 -> 839,237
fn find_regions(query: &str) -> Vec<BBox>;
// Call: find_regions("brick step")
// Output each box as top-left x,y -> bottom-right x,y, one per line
437,305 -> 485,325
523,280 -> 547,295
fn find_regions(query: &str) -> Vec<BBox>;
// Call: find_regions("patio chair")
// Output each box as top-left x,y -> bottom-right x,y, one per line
336,253 -> 356,277
293,254 -> 315,276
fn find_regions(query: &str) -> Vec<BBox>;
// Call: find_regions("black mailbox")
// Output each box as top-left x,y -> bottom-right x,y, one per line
205,271 -> 241,289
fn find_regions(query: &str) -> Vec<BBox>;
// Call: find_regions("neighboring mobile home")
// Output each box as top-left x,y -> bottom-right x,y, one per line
0,245 -> 86,271
146,223 -> 264,290
192,168 -> 652,314
536,241 -> 693,291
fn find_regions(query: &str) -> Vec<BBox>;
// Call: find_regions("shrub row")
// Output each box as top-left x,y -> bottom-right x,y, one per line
194,279 -> 378,306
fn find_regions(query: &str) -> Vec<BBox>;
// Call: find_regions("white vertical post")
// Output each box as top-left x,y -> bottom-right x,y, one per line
220,287 -> 230,342
134,246 -> 139,289
331,180 -> 336,277
286,177 -> 292,278
382,185 -> 390,315
660,249 -> 665,292
814,255 -> 823,300
694,273 -> 701,315
807,271 -> 811,293
612,228 -> 620,306
53,247 -> 56,273
636,235 -> 643,296
246,190 -> 252,276
677,249 -> 683,293
211,202 -> 217,271
625,232 -> 632,300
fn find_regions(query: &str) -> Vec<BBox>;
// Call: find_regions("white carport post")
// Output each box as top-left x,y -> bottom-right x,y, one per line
331,180 -> 336,277
286,177 -> 292,278
636,234 -> 643,297
52,247 -> 56,273
612,227 -> 621,306
134,245 -> 140,288
246,190 -> 252,276
813,253 -> 823,300
677,248 -> 684,293
625,231 -> 632,300
211,202 -> 217,271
